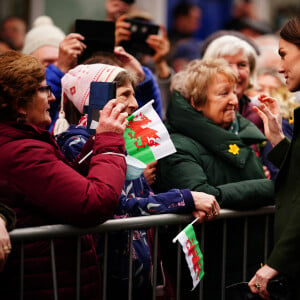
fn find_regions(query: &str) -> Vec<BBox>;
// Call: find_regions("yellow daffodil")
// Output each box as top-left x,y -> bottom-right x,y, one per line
228,144 -> 240,155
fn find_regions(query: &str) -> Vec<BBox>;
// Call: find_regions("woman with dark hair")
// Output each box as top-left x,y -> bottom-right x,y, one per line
248,16 -> 300,299
0,51 -> 128,299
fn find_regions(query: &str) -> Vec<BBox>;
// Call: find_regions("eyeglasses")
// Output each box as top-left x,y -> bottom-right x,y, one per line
37,85 -> 52,97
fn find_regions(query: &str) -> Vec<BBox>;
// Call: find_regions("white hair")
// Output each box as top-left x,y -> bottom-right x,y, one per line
203,35 -> 258,89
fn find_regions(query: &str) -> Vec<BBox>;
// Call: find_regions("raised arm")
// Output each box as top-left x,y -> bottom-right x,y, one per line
253,94 -> 285,147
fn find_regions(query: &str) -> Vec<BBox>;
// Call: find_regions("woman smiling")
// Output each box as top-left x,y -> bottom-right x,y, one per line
155,58 -> 274,300
0,51 -> 128,299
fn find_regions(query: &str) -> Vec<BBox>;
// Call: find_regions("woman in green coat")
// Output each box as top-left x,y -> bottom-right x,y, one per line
155,58 -> 274,299
249,16 -> 300,300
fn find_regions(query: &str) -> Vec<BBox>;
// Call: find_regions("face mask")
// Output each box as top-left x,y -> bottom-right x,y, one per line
125,155 -> 146,180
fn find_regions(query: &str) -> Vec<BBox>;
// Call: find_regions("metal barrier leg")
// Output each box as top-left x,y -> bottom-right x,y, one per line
221,220 -> 227,300
102,233 -> 108,300
20,241 -> 24,300
152,227 -> 158,300
76,236 -> 81,300
198,223 -> 205,300
50,240 -> 58,300
176,224 -> 182,300
128,230 -> 134,300
243,217 -> 248,281
264,215 -> 270,262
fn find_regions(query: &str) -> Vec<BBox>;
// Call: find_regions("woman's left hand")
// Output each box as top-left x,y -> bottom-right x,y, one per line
143,161 -> 157,186
0,217 -> 11,272
248,264 -> 279,299
191,192 -> 220,221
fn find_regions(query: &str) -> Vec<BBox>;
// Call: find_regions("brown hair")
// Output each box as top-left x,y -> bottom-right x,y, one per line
0,50 -> 45,121
280,16 -> 300,49
171,58 -> 237,108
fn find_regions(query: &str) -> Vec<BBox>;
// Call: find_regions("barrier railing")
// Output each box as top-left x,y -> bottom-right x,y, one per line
9,206 -> 275,300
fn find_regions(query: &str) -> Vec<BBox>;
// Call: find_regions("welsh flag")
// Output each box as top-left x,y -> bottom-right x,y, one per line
124,100 -> 176,164
173,222 -> 204,290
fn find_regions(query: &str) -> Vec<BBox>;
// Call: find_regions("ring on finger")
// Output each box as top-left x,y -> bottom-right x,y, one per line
255,283 -> 261,290
3,246 -> 11,253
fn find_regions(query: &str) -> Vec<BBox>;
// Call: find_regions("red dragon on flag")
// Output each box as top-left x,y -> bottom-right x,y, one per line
127,112 -> 160,150
186,238 -> 203,279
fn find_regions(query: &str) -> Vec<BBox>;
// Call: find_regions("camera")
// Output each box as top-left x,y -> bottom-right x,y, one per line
120,19 -> 159,55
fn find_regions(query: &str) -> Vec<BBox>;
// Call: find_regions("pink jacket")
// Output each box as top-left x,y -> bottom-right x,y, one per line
0,121 -> 126,299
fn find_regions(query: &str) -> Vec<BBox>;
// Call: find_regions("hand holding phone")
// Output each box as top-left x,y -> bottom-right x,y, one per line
120,19 -> 159,55
96,99 -> 129,135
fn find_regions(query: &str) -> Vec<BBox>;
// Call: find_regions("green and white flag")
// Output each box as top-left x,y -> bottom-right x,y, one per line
173,220 -> 204,290
124,100 -> 176,164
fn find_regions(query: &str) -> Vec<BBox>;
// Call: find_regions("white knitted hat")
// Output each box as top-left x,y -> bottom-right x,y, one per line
53,63 -> 125,136
61,63 -> 125,114
22,15 -> 65,55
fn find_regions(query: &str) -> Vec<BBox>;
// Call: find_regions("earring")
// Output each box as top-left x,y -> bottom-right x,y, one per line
17,111 -> 27,124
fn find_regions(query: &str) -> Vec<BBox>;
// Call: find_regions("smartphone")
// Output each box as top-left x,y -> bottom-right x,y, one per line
86,81 -> 117,134
120,19 -> 159,55
75,19 -> 115,63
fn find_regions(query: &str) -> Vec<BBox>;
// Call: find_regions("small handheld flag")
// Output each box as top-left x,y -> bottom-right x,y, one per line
173,219 -> 204,290
124,100 -> 176,164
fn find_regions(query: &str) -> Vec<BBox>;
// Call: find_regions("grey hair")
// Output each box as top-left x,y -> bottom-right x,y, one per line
203,35 -> 258,90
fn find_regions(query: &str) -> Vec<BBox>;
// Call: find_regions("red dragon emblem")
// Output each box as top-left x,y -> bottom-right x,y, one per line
186,238 -> 202,279
127,113 -> 160,149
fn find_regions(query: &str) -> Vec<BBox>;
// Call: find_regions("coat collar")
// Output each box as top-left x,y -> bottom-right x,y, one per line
0,121 -> 58,150
167,91 -> 266,168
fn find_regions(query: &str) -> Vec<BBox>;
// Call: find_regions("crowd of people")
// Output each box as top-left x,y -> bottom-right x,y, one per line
0,0 -> 299,299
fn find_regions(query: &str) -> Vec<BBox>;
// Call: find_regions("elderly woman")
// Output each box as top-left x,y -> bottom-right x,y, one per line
202,34 -> 264,132
156,58 -> 274,300
0,51 -> 128,298
57,62 -> 220,300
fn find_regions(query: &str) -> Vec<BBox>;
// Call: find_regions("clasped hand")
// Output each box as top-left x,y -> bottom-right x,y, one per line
191,191 -> 220,222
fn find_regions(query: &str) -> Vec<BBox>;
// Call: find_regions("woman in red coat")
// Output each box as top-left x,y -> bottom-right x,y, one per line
0,51 -> 128,299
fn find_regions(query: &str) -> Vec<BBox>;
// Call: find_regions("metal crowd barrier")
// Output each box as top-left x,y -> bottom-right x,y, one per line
9,206 -> 275,300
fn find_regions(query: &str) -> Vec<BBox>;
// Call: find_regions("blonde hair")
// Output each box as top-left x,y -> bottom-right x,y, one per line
271,87 -> 299,120
171,58 -> 237,107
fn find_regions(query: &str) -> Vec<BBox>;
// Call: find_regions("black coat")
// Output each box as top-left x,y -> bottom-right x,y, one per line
267,107 -> 300,298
